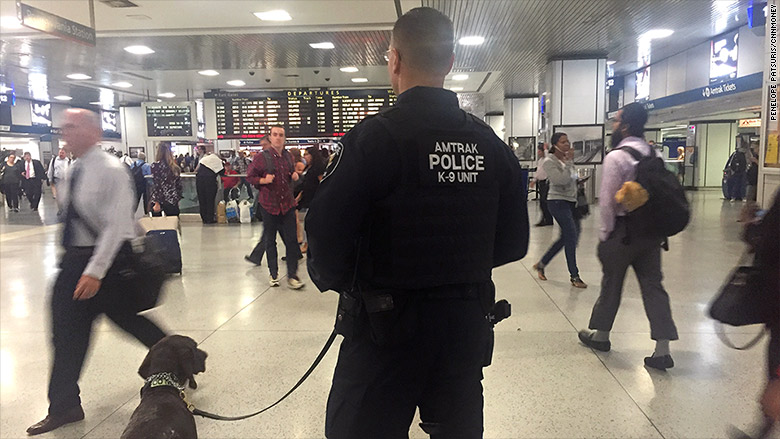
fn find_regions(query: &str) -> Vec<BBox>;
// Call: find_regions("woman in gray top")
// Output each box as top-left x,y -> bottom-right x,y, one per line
532,132 -> 587,288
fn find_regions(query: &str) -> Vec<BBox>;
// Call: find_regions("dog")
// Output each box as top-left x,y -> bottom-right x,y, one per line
121,335 -> 208,439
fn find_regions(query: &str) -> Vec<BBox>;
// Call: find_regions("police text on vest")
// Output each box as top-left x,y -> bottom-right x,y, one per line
429,142 -> 484,184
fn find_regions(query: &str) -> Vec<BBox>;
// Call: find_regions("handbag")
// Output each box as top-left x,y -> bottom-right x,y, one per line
709,263 -> 772,327
574,186 -> 589,219
66,169 -> 167,313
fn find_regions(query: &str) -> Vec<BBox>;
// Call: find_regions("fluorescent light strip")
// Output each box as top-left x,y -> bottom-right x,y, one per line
124,45 -> 155,55
340,67 -> 359,73
310,42 -> 335,49
351,78 -> 368,83
112,81 -> 133,88
227,80 -> 246,87
458,36 -> 485,45
67,73 -> 91,80
198,70 -> 220,76
254,10 -> 292,21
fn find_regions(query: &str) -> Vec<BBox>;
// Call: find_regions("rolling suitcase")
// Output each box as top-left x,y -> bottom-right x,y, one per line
146,229 -> 182,274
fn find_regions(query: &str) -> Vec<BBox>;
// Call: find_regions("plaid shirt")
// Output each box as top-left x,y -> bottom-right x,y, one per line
247,148 -> 296,215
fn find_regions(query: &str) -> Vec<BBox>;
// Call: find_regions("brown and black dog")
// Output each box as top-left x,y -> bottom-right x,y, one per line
121,335 -> 207,439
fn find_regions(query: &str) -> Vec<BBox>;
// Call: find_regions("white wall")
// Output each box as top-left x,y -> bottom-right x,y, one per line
649,59 -> 669,100
738,26 -> 765,78
120,106 -> 145,155
666,52 -> 687,96
484,115 -> 505,141
695,122 -> 736,187
504,98 -> 538,139
11,100 -> 32,126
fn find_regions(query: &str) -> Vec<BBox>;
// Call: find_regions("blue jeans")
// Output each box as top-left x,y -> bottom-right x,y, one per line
540,200 -> 580,277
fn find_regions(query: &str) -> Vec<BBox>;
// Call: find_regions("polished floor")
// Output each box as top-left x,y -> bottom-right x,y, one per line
0,189 -> 773,438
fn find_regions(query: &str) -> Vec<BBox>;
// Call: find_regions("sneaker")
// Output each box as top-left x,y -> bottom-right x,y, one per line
570,277 -> 588,288
287,278 -> 305,290
532,263 -> 547,281
269,276 -> 280,287
644,354 -> 674,370
578,330 -> 611,352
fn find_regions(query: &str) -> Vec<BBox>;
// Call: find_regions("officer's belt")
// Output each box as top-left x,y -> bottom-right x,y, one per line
361,282 -> 484,300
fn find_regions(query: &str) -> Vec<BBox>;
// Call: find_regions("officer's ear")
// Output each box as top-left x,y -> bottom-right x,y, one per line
446,53 -> 454,75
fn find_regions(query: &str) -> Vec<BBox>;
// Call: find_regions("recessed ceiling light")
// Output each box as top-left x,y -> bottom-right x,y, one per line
458,36 -> 485,46
198,70 -> 220,76
124,45 -> 155,55
449,87 -> 464,92
66,73 -> 92,80
640,29 -> 674,40
89,101 -> 101,105
607,60 -> 617,65
452,74 -> 469,81
112,81 -> 133,88
156,99 -> 162,102
340,67 -> 359,73
310,42 -> 335,49
226,80 -> 246,87
158,92 -> 175,98
351,78 -> 368,83
1,16 -> 22,29
253,10 -> 292,21
54,95 -> 72,101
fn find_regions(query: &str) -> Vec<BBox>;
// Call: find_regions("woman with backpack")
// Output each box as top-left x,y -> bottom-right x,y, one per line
532,132 -> 588,289
150,142 -> 183,217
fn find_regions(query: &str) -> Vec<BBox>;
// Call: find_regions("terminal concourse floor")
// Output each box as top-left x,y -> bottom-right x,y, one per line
0,189 -> 772,438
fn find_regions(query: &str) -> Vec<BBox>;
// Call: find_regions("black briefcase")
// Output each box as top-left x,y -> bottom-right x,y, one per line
709,266 -> 772,327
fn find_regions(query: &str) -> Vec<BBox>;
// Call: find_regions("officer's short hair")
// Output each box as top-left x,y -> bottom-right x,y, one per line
620,103 -> 648,138
392,7 -> 454,75
269,125 -> 286,134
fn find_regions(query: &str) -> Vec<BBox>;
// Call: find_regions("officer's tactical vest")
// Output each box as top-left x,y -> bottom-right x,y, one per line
364,108 -> 503,290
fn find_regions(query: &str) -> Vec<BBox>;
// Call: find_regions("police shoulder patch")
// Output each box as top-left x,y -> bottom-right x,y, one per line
321,142 -> 344,181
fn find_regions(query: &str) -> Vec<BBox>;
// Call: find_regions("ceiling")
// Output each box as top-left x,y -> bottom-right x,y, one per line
0,0 -> 759,113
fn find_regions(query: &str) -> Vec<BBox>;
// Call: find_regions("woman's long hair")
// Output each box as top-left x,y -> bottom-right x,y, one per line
305,146 -> 326,171
156,142 -> 181,176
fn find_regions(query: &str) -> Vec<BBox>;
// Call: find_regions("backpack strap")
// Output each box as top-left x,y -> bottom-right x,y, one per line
261,150 -> 275,174
620,146 -> 645,162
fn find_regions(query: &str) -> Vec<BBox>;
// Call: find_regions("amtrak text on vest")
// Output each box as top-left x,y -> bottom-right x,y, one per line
428,141 -> 485,184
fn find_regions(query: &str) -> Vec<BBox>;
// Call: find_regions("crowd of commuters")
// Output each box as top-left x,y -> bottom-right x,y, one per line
3,7 -> 777,438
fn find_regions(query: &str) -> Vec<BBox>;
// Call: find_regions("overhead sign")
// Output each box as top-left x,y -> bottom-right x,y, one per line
0,93 -> 14,105
142,102 -> 197,141
17,2 -> 96,46
640,72 -> 762,112
739,119 -> 762,128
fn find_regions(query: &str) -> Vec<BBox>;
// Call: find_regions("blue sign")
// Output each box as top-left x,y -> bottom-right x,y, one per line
642,72 -> 762,112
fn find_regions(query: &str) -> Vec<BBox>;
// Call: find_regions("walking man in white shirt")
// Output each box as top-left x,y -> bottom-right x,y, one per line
26,109 -> 167,435
48,148 -> 71,200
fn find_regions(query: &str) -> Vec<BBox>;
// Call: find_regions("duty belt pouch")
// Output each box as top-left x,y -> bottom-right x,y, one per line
334,290 -> 362,341
363,289 -> 417,347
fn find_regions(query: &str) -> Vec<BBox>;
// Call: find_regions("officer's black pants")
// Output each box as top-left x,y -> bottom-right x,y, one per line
326,294 -> 490,439
47,248 -> 166,416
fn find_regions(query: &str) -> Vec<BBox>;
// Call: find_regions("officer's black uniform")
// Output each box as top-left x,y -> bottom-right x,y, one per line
306,86 -> 529,439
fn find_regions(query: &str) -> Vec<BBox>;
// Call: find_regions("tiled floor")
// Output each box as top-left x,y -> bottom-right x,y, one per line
0,189 -> 773,438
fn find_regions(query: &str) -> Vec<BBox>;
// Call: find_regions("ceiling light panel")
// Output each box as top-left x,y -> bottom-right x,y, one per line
254,10 -> 292,21
124,45 -> 155,55
226,80 -> 246,87
198,70 -> 220,76
452,74 -> 469,81
66,73 -> 91,80
112,81 -> 133,88
340,67 -> 359,73
310,42 -> 335,49
54,95 -> 72,101
351,78 -> 368,83
458,36 -> 485,46
158,92 -> 175,98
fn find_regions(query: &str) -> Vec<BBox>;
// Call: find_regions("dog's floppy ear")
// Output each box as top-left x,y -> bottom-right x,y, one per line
138,350 -> 153,378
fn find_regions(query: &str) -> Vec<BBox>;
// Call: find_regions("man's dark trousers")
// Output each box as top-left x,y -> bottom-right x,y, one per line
537,179 -> 552,224
259,207 -> 298,278
48,248 -> 166,416
22,178 -> 42,209
588,219 -> 678,341
326,290 -> 490,439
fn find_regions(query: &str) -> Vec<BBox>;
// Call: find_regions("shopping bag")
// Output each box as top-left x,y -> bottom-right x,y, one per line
226,200 -> 239,223
217,200 -> 227,224
239,200 -> 252,224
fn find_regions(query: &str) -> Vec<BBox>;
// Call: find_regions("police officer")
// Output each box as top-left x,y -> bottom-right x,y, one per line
305,7 -> 529,439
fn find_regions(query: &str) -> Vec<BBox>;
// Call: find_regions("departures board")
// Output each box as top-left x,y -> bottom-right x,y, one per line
204,89 -> 396,139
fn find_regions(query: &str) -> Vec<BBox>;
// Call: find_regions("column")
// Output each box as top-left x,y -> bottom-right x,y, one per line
504,96 -> 539,162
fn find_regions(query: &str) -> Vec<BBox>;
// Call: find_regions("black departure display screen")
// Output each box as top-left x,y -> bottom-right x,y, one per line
206,89 -> 396,138
144,103 -> 194,138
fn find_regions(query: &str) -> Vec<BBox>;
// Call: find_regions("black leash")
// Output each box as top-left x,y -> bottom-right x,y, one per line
191,330 -> 338,421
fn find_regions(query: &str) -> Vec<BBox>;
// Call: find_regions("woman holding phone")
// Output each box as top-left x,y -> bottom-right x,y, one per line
532,132 -> 587,288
